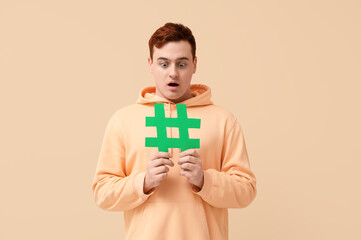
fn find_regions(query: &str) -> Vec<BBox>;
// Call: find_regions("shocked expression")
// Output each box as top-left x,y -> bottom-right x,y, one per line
148,40 -> 197,103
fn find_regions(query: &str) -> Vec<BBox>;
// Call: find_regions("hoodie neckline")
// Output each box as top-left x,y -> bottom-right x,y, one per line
136,84 -> 213,107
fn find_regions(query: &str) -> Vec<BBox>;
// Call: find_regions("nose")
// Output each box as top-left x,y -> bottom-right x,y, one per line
169,64 -> 178,79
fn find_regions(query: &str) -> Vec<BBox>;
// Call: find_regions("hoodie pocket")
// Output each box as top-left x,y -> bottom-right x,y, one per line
133,201 -> 210,240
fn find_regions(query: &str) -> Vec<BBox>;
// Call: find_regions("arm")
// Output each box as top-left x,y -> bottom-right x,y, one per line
92,114 -> 153,211
192,118 -> 257,208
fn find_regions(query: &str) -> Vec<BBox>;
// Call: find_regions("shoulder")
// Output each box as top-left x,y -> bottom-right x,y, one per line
195,104 -> 241,136
202,104 -> 238,124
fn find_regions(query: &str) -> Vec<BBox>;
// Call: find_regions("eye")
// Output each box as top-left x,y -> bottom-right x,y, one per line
179,62 -> 186,67
160,62 -> 168,67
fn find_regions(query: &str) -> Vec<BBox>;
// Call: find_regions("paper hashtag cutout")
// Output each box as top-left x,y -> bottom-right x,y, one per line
145,103 -> 201,152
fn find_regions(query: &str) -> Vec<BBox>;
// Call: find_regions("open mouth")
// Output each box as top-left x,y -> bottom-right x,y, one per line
168,83 -> 179,87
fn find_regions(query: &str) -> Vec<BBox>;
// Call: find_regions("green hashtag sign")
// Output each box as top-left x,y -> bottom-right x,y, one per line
145,103 -> 201,152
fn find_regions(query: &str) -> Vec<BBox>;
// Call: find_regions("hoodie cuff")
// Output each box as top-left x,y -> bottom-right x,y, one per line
134,171 -> 155,200
191,170 -> 212,198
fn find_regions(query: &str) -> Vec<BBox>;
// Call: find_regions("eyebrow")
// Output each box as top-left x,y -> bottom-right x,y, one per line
157,57 -> 190,61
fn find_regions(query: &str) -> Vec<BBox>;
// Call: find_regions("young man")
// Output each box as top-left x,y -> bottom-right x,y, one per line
92,22 -> 257,240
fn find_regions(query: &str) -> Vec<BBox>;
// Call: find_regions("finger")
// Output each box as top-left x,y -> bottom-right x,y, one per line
179,162 -> 195,171
179,170 -> 191,178
149,151 -> 173,161
156,172 -> 168,181
179,149 -> 200,158
151,158 -> 174,168
178,155 -> 199,165
154,165 -> 169,175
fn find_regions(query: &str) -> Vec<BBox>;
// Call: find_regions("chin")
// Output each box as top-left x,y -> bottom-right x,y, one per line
165,91 -> 184,99
166,95 -> 182,101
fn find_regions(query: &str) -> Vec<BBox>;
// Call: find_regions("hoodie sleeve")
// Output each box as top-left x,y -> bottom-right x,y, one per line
192,117 -> 257,209
92,113 -> 154,211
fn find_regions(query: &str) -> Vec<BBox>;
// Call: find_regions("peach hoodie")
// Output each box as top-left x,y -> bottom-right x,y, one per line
92,84 -> 257,240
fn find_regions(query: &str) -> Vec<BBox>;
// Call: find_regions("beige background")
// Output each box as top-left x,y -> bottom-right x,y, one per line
1,0 -> 360,239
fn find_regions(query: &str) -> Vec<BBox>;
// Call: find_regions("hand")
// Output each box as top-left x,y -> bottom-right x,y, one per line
143,151 -> 174,194
178,149 -> 204,192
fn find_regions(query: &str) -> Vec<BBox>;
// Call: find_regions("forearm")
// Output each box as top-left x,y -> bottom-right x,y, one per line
93,170 -> 152,211
193,169 -> 257,208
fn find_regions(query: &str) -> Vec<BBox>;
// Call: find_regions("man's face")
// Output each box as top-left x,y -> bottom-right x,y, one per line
148,40 -> 197,103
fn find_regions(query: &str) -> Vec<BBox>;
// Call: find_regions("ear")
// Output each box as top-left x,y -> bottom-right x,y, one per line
193,56 -> 197,74
148,57 -> 153,73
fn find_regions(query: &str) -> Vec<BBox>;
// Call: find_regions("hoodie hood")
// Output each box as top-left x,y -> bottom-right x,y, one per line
136,84 -> 213,107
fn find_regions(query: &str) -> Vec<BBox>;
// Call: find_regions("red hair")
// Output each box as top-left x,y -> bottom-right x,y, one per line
148,22 -> 196,61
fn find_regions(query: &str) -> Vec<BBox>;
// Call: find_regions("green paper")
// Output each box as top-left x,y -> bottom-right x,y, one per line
145,103 -> 201,152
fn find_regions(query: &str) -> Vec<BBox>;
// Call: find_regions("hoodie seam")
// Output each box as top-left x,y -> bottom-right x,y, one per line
110,112 -> 126,145
224,117 -> 238,139
109,112 -> 127,171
